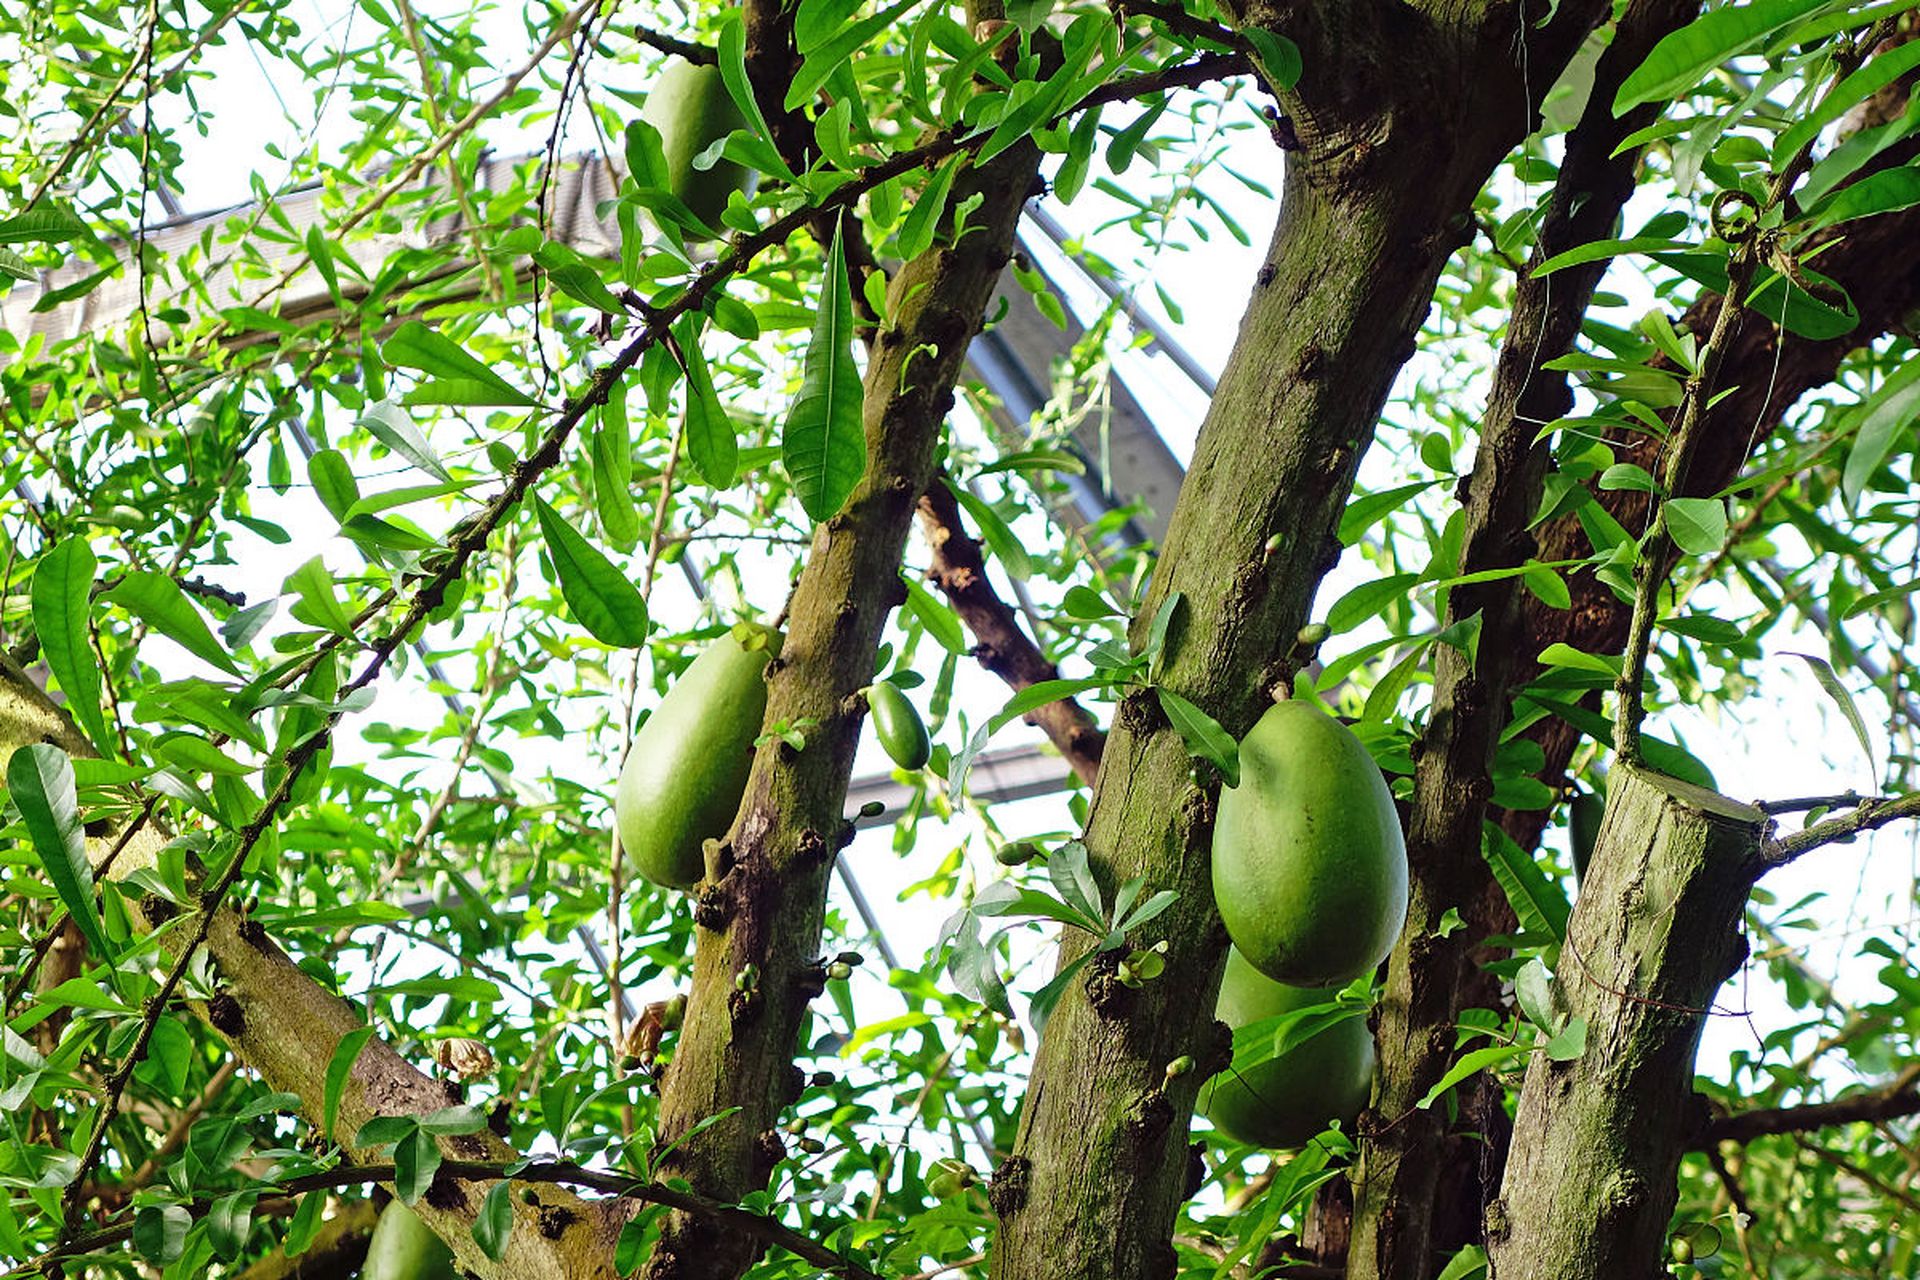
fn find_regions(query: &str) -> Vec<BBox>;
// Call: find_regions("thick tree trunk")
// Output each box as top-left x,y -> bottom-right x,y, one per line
1487,765 -> 1764,1279
987,8 -> 1608,1278
1349,3 -> 1699,1273
638,140 -> 1043,1280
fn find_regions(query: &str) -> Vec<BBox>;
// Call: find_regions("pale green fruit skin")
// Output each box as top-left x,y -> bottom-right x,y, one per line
615,625 -> 779,889
638,59 -> 753,231
363,1201 -> 457,1280
1211,700 -> 1408,987
1198,947 -> 1375,1149
868,680 -> 930,771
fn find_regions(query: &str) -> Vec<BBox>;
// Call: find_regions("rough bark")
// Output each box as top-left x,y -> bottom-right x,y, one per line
987,7 -> 1609,1279
918,473 -> 1106,785
232,1198 -> 379,1280
637,141 -> 1043,1280
1487,765 -> 1765,1279
1349,3 -> 1699,1274
0,653 -> 619,1279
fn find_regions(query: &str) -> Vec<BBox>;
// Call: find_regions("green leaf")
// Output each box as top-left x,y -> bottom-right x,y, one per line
102,572 -> 242,675
1155,687 -> 1240,787
1242,29 -> 1303,90
784,0 -> 918,112
676,319 -> 738,489
324,1027 -> 376,1140
1777,38 -> 1920,163
1521,562 -> 1571,611
1048,840 -> 1106,928
1533,235 -> 1693,276
953,487 -> 1032,581
1062,585 -> 1118,619
903,575 -> 968,655
394,1126 -> 441,1204
1664,496 -> 1728,555
474,1180 -> 515,1261
7,745 -> 113,964
989,677 -> 1110,734
307,448 -> 360,522
1544,1015 -> 1588,1062
1788,652 -> 1876,774
1808,165 -> 1920,234
383,320 -> 535,407
0,207 -> 88,245
897,154 -> 963,261
535,241 -> 628,314
285,556 -> 356,635
1418,1043 -> 1532,1109
1339,481 -> 1441,546
132,1205 -> 190,1264
1481,823 -> 1572,943
1614,0 -> 1830,114
532,496 -> 649,648
360,400 -> 453,482
593,389 -> 639,552
782,220 -> 866,521
1436,1245 -> 1489,1280
30,537 -> 109,752
1841,359 -> 1920,505
1326,574 -> 1420,634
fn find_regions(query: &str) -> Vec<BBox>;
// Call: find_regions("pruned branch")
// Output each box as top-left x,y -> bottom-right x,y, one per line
919,473 -> 1106,785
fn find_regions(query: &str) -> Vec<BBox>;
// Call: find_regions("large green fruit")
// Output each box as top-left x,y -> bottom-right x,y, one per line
615,624 -> 780,889
363,1201 -> 457,1280
638,58 -> 753,231
1198,947 -> 1375,1149
1211,699 -> 1408,987
867,680 -> 930,771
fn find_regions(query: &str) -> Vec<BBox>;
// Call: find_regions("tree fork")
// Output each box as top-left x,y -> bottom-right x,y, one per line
636,140 -> 1044,1280
988,6 -> 1610,1278
1348,2 -> 1700,1273
1486,765 -> 1765,1279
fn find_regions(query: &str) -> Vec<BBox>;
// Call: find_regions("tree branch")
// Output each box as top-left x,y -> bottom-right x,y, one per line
918,474 -> 1106,785
1705,1076 -> 1920,1146
633,23 -> 715,65
1763,789 -> 1920,865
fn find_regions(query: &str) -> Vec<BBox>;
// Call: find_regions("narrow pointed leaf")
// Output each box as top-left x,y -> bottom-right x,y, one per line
103,571 -> 242,675
676,318 -> 738,488
382,321 -> 535,407
782,220 -> 866,521
8,745 -> 113,962
532,496 -> 649,648
30,536 -> 109,752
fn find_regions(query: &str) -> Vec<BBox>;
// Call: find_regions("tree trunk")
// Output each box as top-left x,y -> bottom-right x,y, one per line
638,139 -> 1043,1280
988,8 -> 1608,1278
1487,765 -> 1764,1279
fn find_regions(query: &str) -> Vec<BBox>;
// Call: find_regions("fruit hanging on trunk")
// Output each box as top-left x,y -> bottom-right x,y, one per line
362,1201 -> 457,1280
637,57 -> 754,233
614,622 -> 781,888
1199,946 -> 1376,1149
1211,698 -> 1408,986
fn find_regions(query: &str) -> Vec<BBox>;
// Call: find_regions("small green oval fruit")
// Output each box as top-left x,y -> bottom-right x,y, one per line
638,59 -> 753,231
363,1201 -> 458,1280
1568,786 -> 1605,882
867,681 -> 931,771
1670,1235 -> 1693,1265
614,624 -> 781,889
995,840 -> 1040,867
1212,700 -> 1409,986
1197,947 -> 1375,1149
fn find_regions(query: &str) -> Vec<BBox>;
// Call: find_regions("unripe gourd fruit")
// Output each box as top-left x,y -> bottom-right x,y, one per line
1198,947 -> 1375,1149
614,624 -> 780,889
1211,699 -> 1408,987
867,680 -> 931,771
638,58 -> 753,231
363,1201 -> 457,1280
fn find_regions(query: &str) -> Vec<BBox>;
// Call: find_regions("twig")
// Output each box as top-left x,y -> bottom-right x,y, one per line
1758,790 -> 1867,815
1615,17 -> 1899,762
633,23 -> 715,65
30,1159 -> 881,1280
1704,1069 -> 1920,1145
1763,789 -> 1920,865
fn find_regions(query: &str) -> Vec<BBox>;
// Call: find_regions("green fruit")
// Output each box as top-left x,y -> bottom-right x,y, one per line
614,624 -> 780,888
1198,947 -> 1375,1149
1211,700 -> 1409,987
638,58 -> 753,232
867,680 -> 931,771
1568,786 -> 1604,882
363,1201 -> 457,1280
